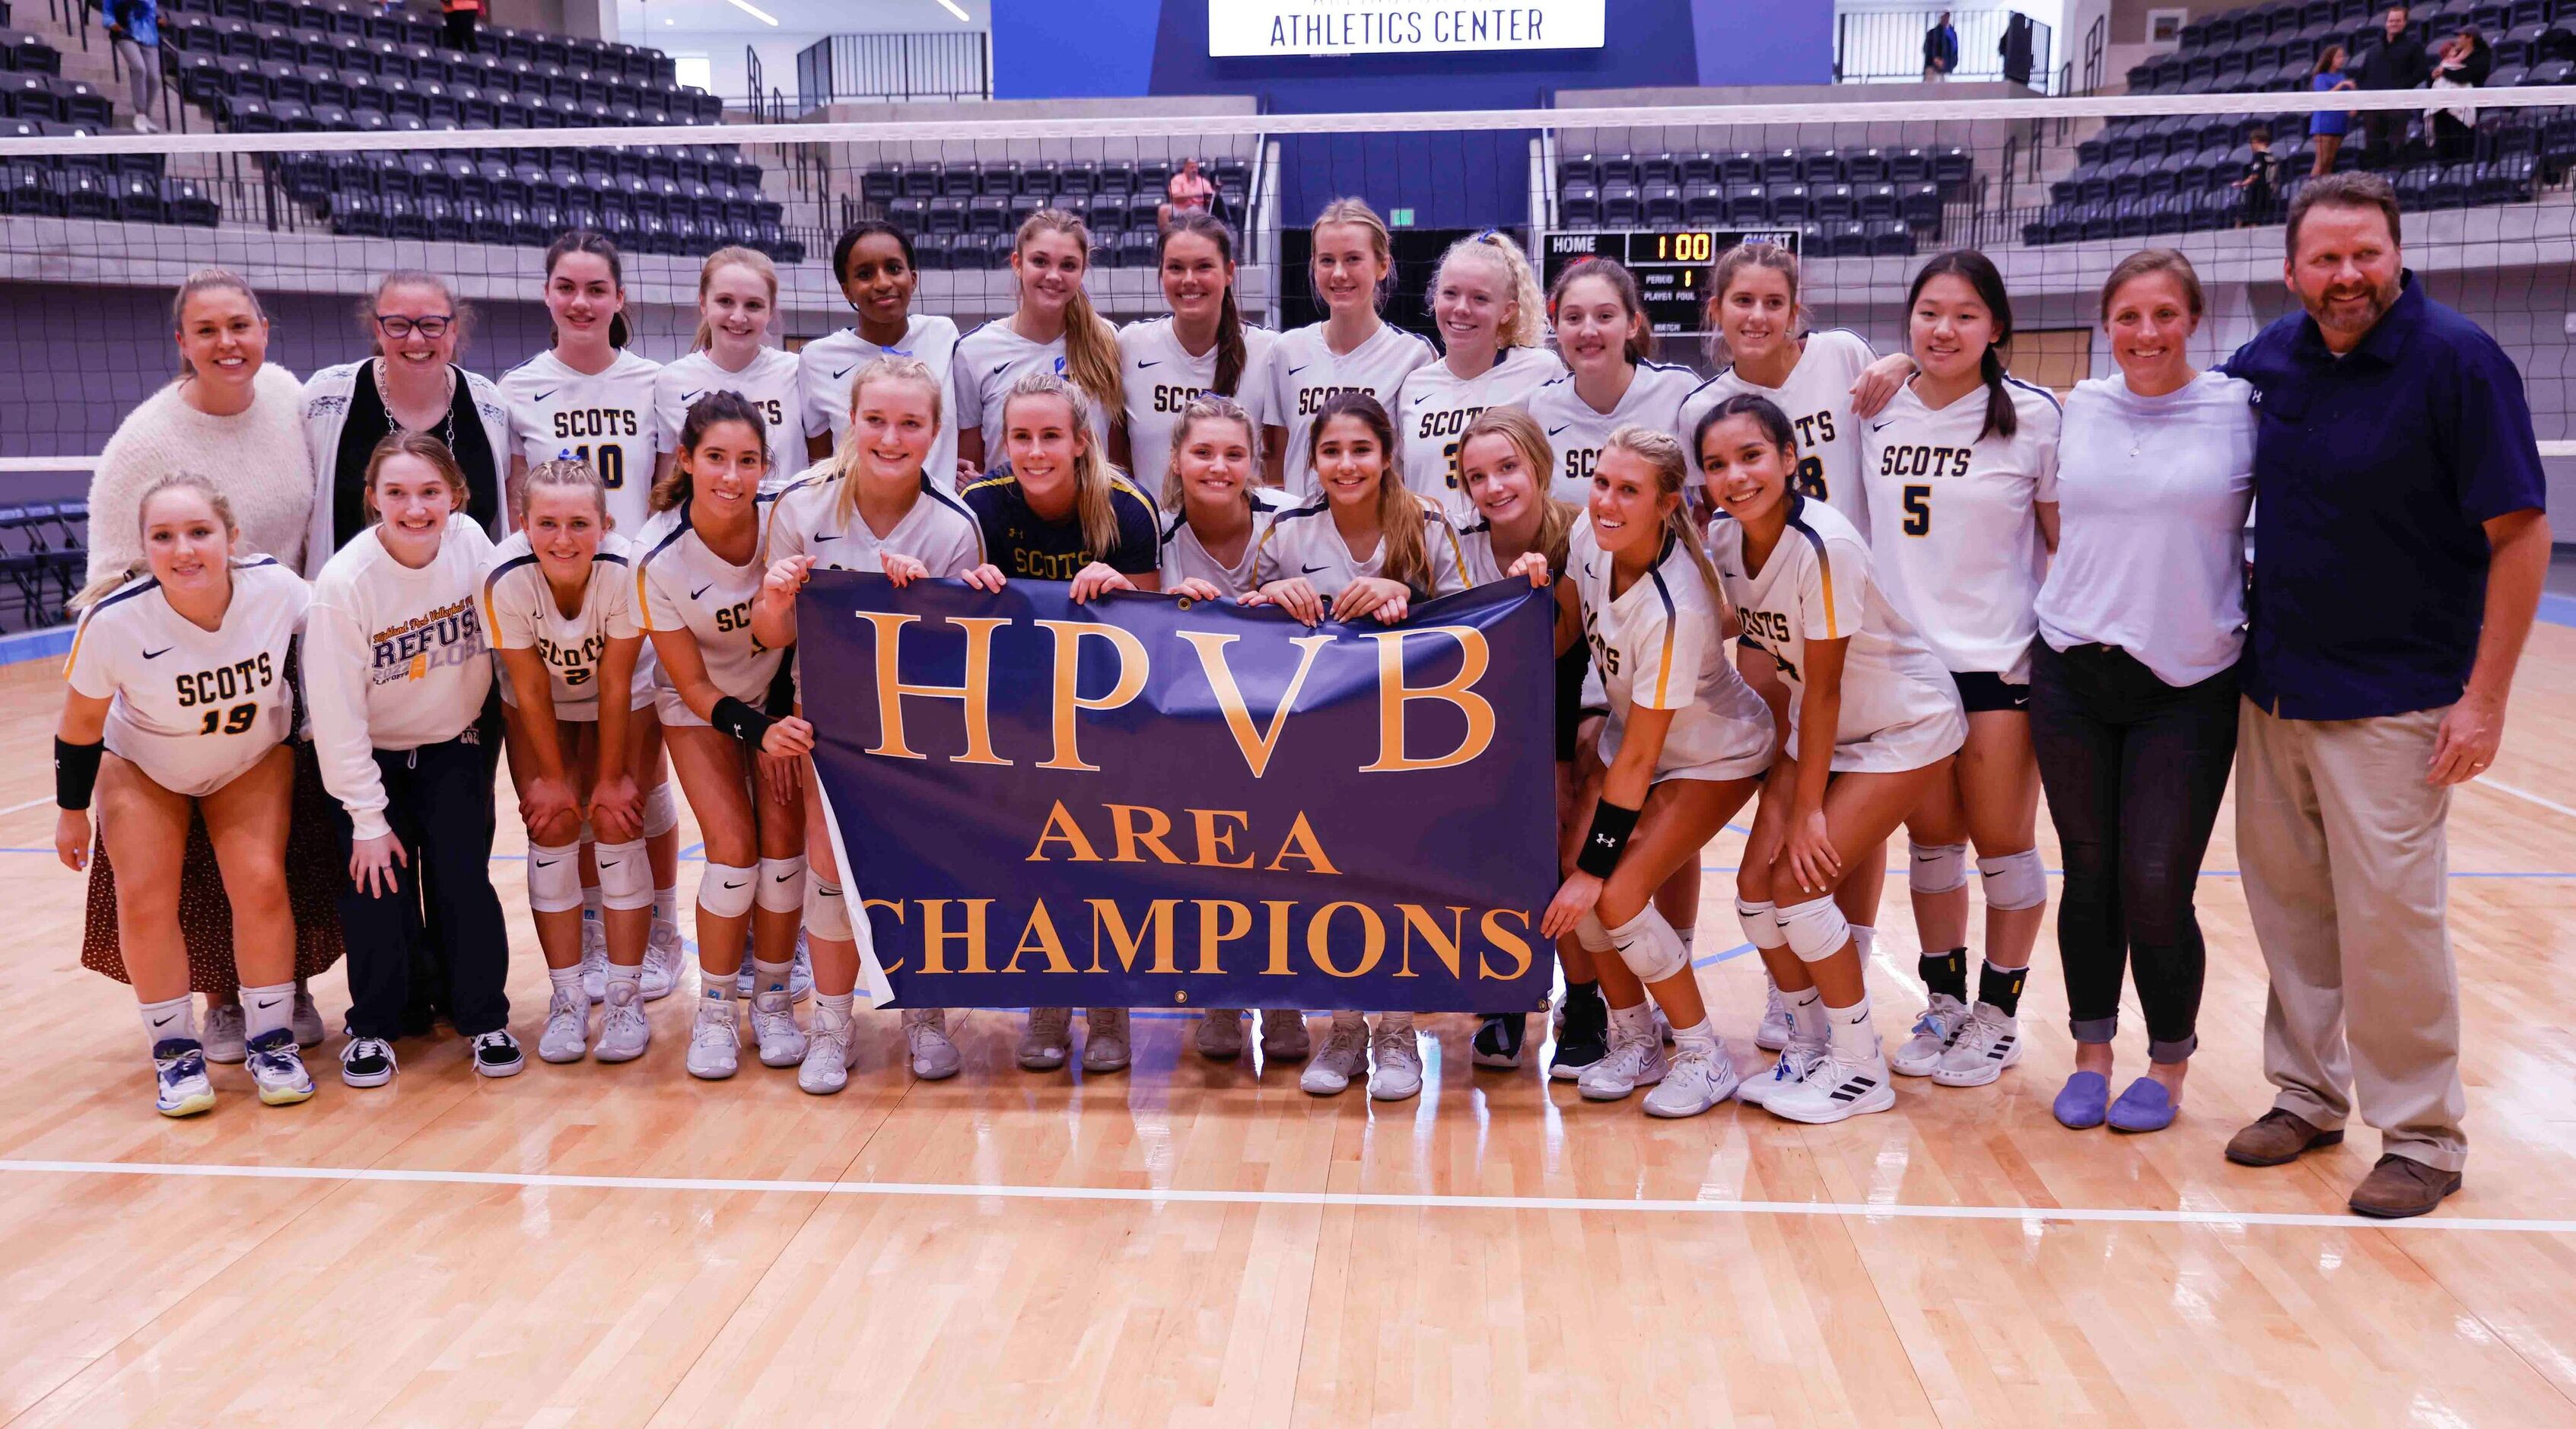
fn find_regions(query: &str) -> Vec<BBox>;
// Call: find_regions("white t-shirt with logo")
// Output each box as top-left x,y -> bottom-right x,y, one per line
1859,377 -> 2062,678
1527,361 -> 1701,507
1264,319 -> 1437,498
65,557 -> 310,798
1116,316 -> 1279,504
1678,329 -> 1881,539
1391,345 -> 1566,520
797,315 -> 964,492
498,347 -> 664,533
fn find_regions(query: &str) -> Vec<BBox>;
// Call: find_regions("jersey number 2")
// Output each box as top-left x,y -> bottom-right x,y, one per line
197,702 -> 256,735
1901,484 -> 1932,536
571,444 -> 626,489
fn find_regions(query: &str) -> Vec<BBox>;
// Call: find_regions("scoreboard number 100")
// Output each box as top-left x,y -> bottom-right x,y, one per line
1540,227 -> 1803,336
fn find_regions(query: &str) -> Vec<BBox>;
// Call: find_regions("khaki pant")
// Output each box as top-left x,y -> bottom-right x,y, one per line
2234,701 -> 2466,1170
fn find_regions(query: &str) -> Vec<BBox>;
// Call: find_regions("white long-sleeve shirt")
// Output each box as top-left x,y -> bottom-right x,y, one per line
305,514 -> 495,839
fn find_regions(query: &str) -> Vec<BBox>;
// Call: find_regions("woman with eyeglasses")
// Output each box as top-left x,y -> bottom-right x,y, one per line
301,270 -> 511,568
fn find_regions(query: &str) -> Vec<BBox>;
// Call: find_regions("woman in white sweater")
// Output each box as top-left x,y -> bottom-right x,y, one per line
307,431 -> 515,1089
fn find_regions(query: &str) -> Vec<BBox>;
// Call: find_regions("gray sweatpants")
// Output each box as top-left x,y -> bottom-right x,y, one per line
2234,700 -> 2466,1171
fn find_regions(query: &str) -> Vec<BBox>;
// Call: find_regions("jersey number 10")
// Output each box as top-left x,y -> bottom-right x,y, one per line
569,444 -> 627,489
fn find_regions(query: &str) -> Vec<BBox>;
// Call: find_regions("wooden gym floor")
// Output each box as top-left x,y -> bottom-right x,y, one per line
3,619 -> 2576,1428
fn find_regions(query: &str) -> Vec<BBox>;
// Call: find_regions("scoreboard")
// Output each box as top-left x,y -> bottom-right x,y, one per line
1541,228 -> 1802,336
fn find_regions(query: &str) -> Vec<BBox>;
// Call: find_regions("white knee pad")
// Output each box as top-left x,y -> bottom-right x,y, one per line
642,781 -> 679,839
804,879 -> 854,940
698,861 -> 758,920
1909,840 -> 1970,895
525,842 -> 584,915
594,838 -> 654,911
1608,905 -> 1690,983
756,855 -> 807,913
1735,896 -> 1787,950
1777,897 -> 1852,965
1575,910 -> 1614,954
1977,849 -> 2048,912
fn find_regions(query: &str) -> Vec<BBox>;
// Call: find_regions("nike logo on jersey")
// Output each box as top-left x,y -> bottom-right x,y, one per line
533,389 -> 558,403
1302,563 -> 1328,574
1288,364 -> 1310,375
813,533 -> 841,543
991,361 -> 1013,377
1871,421 -> 1894,431
691,583 -> 715,600
682,390 -> 704,403
142,646 -> 172,660
832,365 -> 855,379
1547,424 -> 1571,436
1137,359 -> 1161,369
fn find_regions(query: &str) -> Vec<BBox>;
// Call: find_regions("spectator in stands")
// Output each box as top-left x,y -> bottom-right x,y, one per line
2236,126 -> 2280,222
1159,158 -> 1216,234
2356,5 -> 2430,170
1923,11 -> 1957,81
2309,46 -> 2357,178
104,0 -> 161,135
2427,27 -> 2490,164
2219,172 -> 2549,1219
440,0 -> 481,53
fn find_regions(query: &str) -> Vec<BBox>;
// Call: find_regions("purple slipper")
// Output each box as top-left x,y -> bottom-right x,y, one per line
2053,1070 -> 2110,1129
2107,1076 -> 2178,1133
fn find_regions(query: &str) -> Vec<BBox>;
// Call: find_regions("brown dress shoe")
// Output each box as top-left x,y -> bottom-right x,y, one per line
2224,1108 -> 2345,1166
2349,1154 -> 2463,1219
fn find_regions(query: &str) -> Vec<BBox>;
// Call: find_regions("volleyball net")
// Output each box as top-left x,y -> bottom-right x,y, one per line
0,84 -> 2569,619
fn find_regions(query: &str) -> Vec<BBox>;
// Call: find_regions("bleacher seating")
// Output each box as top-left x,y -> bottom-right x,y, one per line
2125,0 -> 2576,96
1550,146 -> 1970,258
860,157 -> 1251,266
0,499 -> 85,628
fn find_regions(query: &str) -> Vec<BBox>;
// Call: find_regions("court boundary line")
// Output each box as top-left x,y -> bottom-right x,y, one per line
1,1156 -> 2567,1234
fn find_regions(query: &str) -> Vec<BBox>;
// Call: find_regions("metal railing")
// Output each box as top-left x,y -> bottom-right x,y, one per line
1835,7 -> 2055,93
794,31 -> 990,114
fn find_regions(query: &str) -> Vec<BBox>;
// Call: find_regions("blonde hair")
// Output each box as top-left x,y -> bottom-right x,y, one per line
363,430 -> 472,523
520,456 -> 609,525
1002,369 -> 1128,557
1705,242 -> 1806,367
828,355 -> 945,531
170,268 -> 266,380
690,245 -> 778,352
1162,393 -> 1264,511
1309,391 -> 1435,595
1458,406 -> 1579,573
1013,209 -> 1124,425
71,471 -> 237,610
1312,197 -> 1394,312
1600,425 -> 1725,613
1433,231 -> 1547,350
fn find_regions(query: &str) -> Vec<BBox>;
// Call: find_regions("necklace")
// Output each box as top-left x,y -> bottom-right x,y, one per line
374,358 -> 458,450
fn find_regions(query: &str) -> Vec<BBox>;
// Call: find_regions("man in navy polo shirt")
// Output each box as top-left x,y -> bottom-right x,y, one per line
2221,171 -> 2550,1218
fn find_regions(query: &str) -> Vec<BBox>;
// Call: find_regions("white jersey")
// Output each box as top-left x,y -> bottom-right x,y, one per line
1710,499 -> 1966,773
1117,317 -> 1280,504
1570,522 -> 1774,784
798,316 -> 963,492
1455,515 -> 1568,587
1159,486 -> 1291,594
64,558 -> 309,798
952,318 -> 1118,466
1251,492 -> 1468,602
1679,329 -> 1881,539
498,347 -> 664,533
1527,361 -> 1702,507
1392,345 -> 1565,520
479,529 -> 647,722
764,465 -> 985,577
1860,377 -> 2062,678
653,347 -> 809,477
1264,320 -> 1438,498
634,498 -> 787,724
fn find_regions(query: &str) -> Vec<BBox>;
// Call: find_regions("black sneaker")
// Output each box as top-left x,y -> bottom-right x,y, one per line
340,1036 -> 397,1089
1471,1013 -> 1527,1068
1549,984 -> 1610,1081
470,1029 -> 525,1079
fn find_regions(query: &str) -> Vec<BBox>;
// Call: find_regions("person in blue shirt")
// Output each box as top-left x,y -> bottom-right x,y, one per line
105,0 -> 162,133
2307,45 -> 2357,177
2218,172 -> 2550,1220
1923,12 -> 1959,81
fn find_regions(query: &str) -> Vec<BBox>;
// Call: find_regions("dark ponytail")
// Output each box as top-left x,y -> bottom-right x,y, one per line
1906,248 -> 2017,443
1161,212 -> 1248,397
543,229 -> 631,348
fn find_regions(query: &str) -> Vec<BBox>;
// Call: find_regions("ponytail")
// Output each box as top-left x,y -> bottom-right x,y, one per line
1601,425 -> 1726,616
1433,230 -> 1547,350
1162,213 -> 1249,396
1907,248 -> 2018,443
1014,208 -> 1124,424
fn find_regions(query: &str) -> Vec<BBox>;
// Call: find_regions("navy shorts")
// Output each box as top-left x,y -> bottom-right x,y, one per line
1951,670 -> 2031,714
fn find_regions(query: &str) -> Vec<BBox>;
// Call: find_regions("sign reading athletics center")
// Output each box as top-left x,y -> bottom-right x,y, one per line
1210,1 -> 1606,56
799,571 -> 1561,1012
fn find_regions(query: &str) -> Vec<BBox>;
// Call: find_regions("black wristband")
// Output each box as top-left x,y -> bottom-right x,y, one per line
710,695 -> 774,749
55,737 -> 103,811
1576,798 -> 1642,878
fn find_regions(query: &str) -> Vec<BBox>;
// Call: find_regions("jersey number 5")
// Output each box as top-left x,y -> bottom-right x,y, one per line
570,444 -> 626,489
197,702 -> 256,735
1901,484 -> 1932,536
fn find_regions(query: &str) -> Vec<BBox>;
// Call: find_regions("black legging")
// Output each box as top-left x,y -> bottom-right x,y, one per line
2027,640 -> 2238,1064
440,8 -> 478,52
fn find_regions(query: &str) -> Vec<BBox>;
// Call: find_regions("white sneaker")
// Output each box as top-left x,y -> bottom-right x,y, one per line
538,988 -> 589,1063
904,1007 -> 961,1080
686,997 -> 740,1080
1018,1007 -> 1072,1071
1932,1004 -> 2022,1087
133,113 -> 158,134
291,989 -> 326,1049
641,920 -> 685,1001
203,1001 -> 246,1064
1577,1030 -> 1668,1101
1765,1050 -> 1896,1124
1735,1041 -> 1827,1108
751,988 -> 806,1068
1755,980 -> 1794,1052
1366,1017 -> 1423,1101
1083,1007 -> 1132,1074
1891,993 -> 1970,1077
580,918 -> 609,1004
1261,1008 -> 1312,1061
595,983 -> 650,1063
243,1029 -> 315,1106
154,1040 -> 215,1117
1300,1017 -> 1369,1095
1643,1043 -> 1739,1118
799,1002 -> 860,1095
788,933 -> 813,1004
1194,1009 -> 1246,1060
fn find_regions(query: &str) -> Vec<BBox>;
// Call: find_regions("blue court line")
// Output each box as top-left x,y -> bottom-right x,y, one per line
0,625 -> 72,669
1693,941 -> 1758,968
2540,590 -> 2576,629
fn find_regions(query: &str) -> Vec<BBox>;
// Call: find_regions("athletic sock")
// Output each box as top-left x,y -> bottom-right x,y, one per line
653,886 -> 679,926
752,958 -> 794,996
818,990 -> 856,1020
1671,1017 -> 1719,1058
701,971 -> 738,1003
1849,923 -> 1877,962
138,994 -> 194,1053
1607,1000 -> 1654,1042
1824,993 -> 1879,1064
604,963 -> 643,998
240,982 -> 294,1043
1979,960 -> 2031,1017
1789,985 -> 1828,1043
548,965 -> 586,1001
1919,947 -> 1968,1003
